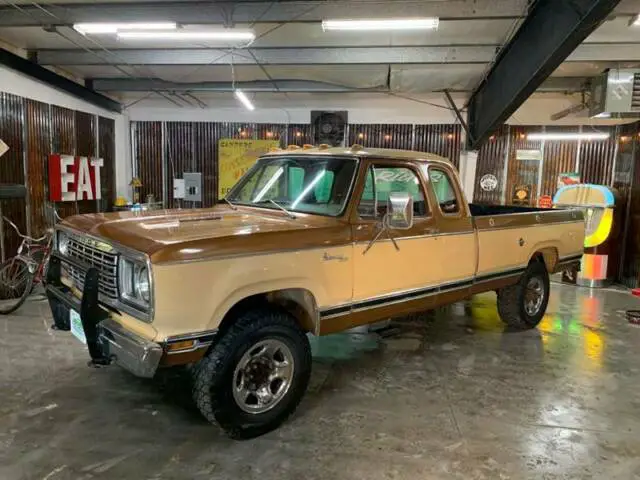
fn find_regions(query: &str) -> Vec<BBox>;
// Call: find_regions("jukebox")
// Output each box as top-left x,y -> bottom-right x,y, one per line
553,184 -> 620,287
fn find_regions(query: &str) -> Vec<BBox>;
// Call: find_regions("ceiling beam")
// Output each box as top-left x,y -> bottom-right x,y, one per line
34,42 -> 640,66
466,0 -> 622,149
88,76 -> 590,94
34,46 -> 500,66
0,47 -> 121,113
90,78 -> 383,92
0,0 -> 529,27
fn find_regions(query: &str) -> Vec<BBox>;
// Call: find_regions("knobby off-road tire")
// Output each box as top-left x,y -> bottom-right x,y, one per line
497,260 -> 550,330
192,308 -> 311,439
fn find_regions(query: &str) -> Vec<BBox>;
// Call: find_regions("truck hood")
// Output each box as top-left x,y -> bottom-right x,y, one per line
62,206 -> 348,264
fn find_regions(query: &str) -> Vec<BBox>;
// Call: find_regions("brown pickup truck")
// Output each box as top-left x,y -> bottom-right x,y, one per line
46,145 -> 585,438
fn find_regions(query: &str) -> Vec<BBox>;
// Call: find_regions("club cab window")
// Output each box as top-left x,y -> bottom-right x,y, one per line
429,168 -> 459,214
358,166 -> 429,219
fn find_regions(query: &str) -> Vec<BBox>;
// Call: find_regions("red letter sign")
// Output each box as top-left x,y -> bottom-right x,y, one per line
48,154 -> 103,201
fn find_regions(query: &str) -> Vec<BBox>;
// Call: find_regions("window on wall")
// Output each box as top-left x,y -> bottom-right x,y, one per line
429,168 -> 460,214
357,165 -> 429,219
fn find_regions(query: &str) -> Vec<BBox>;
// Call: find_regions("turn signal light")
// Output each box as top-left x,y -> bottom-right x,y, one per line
166,340 -> 196,353
318,143 -> 329,150
302,144 -> 314,149
287,145 -> 301,150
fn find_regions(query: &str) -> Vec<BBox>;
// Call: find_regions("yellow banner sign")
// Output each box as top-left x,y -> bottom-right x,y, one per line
218,139 -> 279,198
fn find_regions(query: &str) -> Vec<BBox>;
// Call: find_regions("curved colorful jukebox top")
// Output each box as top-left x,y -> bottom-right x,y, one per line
553,184 -> 618,287
552,184 -> 615,248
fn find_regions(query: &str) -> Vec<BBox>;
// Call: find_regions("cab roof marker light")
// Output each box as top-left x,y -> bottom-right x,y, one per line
73,22 -> 176,35
322,18 -> 439,31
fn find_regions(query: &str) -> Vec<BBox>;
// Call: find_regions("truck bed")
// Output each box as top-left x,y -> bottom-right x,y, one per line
469,203 -> 550,216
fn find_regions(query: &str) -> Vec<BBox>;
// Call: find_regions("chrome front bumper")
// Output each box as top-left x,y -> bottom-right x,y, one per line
97,318 -> 162,378
46,252 -> 162,379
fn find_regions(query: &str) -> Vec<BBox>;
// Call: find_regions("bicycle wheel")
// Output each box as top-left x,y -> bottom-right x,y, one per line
0,257 -> 35,314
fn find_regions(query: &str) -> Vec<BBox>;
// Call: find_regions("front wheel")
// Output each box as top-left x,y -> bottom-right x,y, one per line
497,260 -> 550,329
192,308 -> 311,439
0,257 -> 35,315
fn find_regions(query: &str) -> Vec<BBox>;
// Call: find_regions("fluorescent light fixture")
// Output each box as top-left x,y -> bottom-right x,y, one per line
234,89 -> 255,111
117,30 -> 255,41
322,18 -> 439,31
253,168 -> 283,202
527,132 -> 610,141
74,22 -> 176,35
593,112 -> 611,118
631,14 -> 640,26
291,171 -> 326,209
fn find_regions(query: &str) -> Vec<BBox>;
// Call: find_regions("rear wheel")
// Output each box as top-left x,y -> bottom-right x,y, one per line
0,257 -> 35,315
497,260 -> 549,329
192,307 -> 311,439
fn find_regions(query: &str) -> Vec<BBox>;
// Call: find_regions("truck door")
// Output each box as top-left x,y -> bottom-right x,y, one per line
421,165 -> 476,302
351,161 -> 443,316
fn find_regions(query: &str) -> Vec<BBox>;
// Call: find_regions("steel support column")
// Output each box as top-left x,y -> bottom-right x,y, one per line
466,0 -> 621,149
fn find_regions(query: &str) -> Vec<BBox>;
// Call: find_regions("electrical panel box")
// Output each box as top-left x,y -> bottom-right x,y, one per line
173,178 -> 185,199
183,172 -> 202,202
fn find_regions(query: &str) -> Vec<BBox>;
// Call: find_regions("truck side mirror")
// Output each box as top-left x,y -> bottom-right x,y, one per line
386,192 -> 414,230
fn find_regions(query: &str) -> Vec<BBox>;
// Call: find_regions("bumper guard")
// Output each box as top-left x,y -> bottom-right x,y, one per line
46,253 -> 162,378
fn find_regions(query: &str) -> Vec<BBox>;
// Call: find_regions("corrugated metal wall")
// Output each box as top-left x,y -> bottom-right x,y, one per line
133,121 -> 163,206
98,117 -> 116,212
75,110 -> 98,214
0,93 -> 26,258
347,124 -> 414,150
414,124 -> 462,169
473,126 -> 509,205
25,99 -> 50,237
287,124 -> 313,147
0,93 -> 115,259
617,124 -> 640,288
539,126 -> 578,198
132,121 -> 465,209
579,126 -> 618,186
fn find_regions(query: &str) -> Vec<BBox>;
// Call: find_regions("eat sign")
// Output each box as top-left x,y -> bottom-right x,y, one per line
48,154 -> 104,201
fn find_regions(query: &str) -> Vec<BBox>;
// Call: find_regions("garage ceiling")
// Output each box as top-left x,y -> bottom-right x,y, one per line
2,0 -> 640,109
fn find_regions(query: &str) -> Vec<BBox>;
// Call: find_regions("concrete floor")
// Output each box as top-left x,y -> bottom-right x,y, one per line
2,282 -> 640,480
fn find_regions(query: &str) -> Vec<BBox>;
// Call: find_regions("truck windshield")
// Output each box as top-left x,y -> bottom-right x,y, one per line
226,156 -> 358,217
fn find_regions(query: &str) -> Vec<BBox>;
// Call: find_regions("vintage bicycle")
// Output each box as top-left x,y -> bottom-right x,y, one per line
0,217 -> 54,315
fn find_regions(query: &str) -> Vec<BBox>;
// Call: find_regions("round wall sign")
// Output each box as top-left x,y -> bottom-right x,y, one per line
480,174 -> 498,192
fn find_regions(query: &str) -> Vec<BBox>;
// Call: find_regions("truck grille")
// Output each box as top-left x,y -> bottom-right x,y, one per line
61,234 -> 119,299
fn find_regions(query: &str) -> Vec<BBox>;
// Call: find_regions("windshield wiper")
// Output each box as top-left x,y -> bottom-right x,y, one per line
253,199 -> 296,219
222,197 -> 238,210
268,200 -> 296,219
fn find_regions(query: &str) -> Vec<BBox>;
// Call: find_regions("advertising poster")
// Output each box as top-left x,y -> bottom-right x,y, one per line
557,172 -> 580,190
218,139 -> 280,198
512,184 -> 532,205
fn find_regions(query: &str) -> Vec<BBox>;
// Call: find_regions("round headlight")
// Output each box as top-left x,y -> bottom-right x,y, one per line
58,231 -> 69,255
135,266 -> 150,302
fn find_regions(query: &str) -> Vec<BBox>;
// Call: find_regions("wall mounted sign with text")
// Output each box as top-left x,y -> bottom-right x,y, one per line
516,149 -> 543,161
48,154 -> 104,201
512,184 -> 532,205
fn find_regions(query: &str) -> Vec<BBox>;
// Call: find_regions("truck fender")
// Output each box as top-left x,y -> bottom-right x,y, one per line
527,242 -> 559,272
209,279 -> 322,334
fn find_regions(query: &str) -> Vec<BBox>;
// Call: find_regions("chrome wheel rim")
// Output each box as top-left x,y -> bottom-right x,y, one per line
232,339 -> 295,414
524,276 -> 545,316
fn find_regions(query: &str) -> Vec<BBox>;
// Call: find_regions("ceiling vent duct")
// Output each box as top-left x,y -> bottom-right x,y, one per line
590,68 -> 640,119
